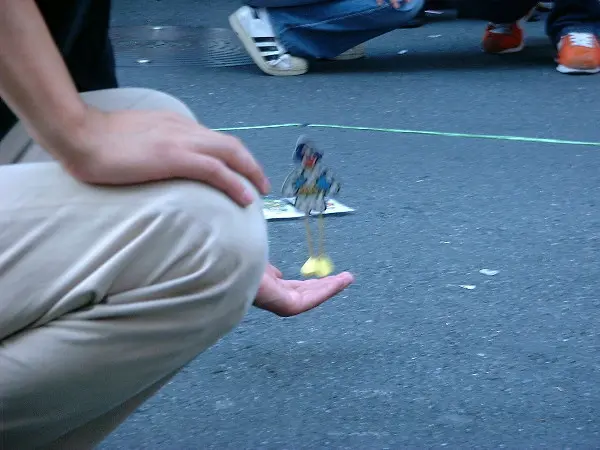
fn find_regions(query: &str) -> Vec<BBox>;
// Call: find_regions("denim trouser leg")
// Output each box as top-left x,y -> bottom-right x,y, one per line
546,0 -> 600,45
247,0 -> 328,7
264,0 -> 425,59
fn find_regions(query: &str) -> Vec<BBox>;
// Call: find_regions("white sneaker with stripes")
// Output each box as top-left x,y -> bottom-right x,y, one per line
229,6 -> 309,76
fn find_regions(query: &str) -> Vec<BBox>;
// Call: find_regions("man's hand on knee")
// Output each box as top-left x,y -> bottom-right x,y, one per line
58,108 -> 271,207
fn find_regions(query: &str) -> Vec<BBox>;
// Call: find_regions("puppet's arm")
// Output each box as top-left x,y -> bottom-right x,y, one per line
282,168 -> 305,197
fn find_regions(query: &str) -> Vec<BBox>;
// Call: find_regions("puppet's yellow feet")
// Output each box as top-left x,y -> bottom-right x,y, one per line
301,257 -> 320,277
301,255 -> 334,278
314,255 -> 334,278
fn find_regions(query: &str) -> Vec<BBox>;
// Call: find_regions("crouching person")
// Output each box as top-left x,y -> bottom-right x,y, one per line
229,0 -> 426,76
0,1 -> 354,448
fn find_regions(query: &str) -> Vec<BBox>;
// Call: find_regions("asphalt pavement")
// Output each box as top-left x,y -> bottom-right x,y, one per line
101,1 -> 600,448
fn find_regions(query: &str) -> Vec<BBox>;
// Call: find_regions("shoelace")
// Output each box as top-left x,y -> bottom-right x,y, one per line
269,53 -> 293,69
270,38 -> 294,68
568,32 -> 594,48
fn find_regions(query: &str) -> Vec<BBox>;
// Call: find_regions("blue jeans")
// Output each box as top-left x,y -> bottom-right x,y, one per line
548,0 -> 600,44
246,0 -> 425,59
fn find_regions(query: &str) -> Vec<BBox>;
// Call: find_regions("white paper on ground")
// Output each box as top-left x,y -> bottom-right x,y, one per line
262,197 -> 304,220
262,197 -> 355,220
284,197 -> 355,216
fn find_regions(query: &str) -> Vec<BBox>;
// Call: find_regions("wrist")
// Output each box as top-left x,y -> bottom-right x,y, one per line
49,105 -> 113,182
30,98 -> 89,156
27,101 -> 107,178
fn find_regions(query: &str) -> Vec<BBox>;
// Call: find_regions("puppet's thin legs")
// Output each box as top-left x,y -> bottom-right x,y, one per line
318,213 -> 326,256
304,215 -> 314,257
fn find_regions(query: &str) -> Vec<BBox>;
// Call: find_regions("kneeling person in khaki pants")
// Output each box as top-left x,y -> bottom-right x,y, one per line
0,1 -> 354,448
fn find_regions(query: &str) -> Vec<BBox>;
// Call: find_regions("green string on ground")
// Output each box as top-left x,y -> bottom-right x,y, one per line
214,123 -> 302,131
213,123 -> 600,147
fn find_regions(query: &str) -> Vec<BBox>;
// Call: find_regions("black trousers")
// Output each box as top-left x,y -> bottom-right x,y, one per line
0,0 -> 118,140
37,0 -> 118,92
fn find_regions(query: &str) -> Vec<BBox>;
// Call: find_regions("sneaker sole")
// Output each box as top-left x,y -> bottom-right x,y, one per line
228,12 -> 308,76
497,41 -> 525,54
556,64 -> 600,74
483,41 -> 525,55
331,51 -> 366,61
329,44 -> 366,61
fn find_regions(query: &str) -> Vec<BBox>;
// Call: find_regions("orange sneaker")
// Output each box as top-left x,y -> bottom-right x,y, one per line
482,22 -> 525,54
556,32 -> 600,74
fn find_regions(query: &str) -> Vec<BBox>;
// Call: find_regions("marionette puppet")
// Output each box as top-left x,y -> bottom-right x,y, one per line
282,135 -> 341,278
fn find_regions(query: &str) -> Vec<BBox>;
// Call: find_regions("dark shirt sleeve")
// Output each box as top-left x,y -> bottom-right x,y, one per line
0,0 -> 118,141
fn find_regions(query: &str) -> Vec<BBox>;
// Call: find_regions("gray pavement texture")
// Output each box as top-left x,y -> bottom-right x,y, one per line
101,1 -> 600,448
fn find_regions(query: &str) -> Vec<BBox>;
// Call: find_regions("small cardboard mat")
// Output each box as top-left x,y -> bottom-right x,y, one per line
262,197 -> 354,221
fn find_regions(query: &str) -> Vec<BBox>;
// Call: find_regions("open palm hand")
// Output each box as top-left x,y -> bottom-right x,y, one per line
254,264 -> 354,317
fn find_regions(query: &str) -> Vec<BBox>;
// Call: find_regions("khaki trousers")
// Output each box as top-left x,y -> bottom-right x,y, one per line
0,88 -> 268,449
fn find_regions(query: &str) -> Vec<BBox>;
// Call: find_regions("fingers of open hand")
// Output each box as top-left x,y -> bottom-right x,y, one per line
282,274 -> 352,315
254,271 -> 353,317
266,264 -> 283,278
286,272 -> 354,305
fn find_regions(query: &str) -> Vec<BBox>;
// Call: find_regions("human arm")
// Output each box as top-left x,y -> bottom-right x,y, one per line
0,0 -> 270,206
0,0 -> 88,158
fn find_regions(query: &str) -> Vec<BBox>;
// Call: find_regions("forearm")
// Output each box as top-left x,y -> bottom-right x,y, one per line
0,0 -> 87,159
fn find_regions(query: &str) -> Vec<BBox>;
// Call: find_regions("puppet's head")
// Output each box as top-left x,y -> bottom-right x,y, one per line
293,136 -> 323,169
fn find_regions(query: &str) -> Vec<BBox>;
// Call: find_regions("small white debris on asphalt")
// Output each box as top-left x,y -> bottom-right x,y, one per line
479,269 -> 499,276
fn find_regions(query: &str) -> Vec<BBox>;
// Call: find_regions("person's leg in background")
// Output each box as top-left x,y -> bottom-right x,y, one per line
248,0 -> 427,28
547,0 -> 600,73
229,0 -> 425,76
458,0 -> 539,54
0,87 -> 268,449
247,0 -> 325,6
245,0 -> 370,63
538,1 -> 555,12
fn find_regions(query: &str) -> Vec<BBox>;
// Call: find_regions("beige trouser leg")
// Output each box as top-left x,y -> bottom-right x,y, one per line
0,88 -> 269,449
